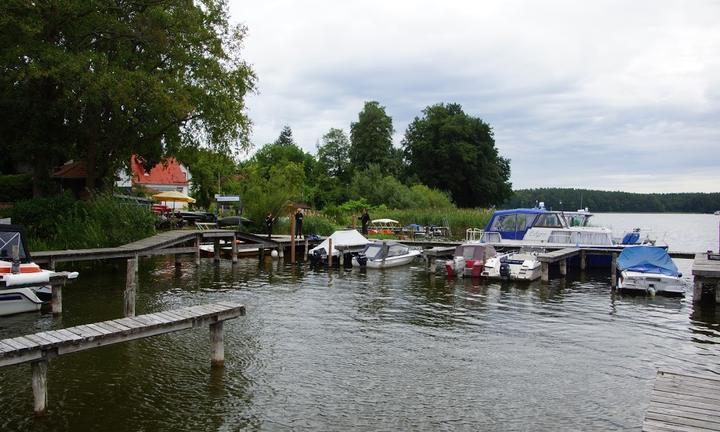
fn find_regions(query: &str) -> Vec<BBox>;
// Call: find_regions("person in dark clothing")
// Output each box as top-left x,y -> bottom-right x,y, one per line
294,208 -> 304,239
265,213 -> 275,240
360,208 -> 370,236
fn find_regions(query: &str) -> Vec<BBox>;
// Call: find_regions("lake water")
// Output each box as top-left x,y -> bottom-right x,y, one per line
1,213 -> 719,431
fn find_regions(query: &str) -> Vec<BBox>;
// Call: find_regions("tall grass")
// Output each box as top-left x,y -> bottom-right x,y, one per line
10,193 -> 156,251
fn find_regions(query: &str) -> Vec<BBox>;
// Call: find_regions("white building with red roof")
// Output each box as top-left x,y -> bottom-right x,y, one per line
116,156 -> 193,207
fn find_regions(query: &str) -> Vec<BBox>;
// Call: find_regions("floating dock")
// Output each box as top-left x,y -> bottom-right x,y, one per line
643,370 -> 720,432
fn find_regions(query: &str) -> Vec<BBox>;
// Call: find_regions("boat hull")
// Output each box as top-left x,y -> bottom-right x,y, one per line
482,254 -> 542,281
0,288 -> 43,316
618,270 -> 686,296
355,250 -> 421,269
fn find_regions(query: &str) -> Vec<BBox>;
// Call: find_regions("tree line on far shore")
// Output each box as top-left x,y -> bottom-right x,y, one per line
504,188 -> 720,213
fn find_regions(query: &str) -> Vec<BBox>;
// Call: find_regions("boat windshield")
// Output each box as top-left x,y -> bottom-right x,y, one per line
564,213 -> 592,227
534,213 -> 564,228
0,227 -> 30,263
364,244 -> 383,259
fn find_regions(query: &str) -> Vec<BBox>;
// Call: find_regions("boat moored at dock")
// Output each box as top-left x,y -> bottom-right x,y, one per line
352,241 -> 421,269
617,246 -> 686,296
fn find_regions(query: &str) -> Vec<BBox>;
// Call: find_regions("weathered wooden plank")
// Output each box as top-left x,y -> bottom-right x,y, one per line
0,341 -> 16,353
92,322 -> 121,335
54,329 -> 83,343
2,338 -> 27,350
24,334 -> 53,347
647,405 -> 720,426
645,411 -> 720,431
34,331 -> 64,345
654,383 -> 720,403
643,419 -> 715,432
69,325 -> 102,338
651,395 -> 720,415
154,311 -> 184,322
113,317 -> 146,330
98,320 -> 130,332
11,336 -> 40,349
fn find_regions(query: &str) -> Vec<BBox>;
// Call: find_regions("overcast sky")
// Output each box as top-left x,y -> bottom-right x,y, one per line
227,0 -> 720,193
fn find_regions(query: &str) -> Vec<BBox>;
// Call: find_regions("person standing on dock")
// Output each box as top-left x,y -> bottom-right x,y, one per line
294,208 -> 304,239
360,208 -> 370,236
265,212 -> 275,240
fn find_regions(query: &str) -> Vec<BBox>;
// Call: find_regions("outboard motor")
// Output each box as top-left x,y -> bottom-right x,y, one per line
343,252 -> 353,268
309,249 -> 325,267
356,253 -> 368,267
499,262 -> 511,279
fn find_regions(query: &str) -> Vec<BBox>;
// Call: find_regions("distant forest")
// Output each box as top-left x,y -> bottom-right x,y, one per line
502,188 -> 720,213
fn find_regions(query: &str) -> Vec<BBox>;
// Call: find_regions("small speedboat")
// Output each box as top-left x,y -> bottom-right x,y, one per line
617,246 -> 686,296
352,241 -> 421,269
482,249 -> 543,281
0,224 -> 79,316
446,244 -> 498,278
309,229 -> 369,267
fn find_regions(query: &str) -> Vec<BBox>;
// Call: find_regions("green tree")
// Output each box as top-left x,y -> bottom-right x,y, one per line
316,128 -> 351,181
240,162 -> 305,226
0,0 -> 255,195
403,103 -> 512,207
349,101 -> 396,175
177,148 -> 239,209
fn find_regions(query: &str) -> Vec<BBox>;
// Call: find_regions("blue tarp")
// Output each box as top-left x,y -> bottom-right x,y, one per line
617,246 -> 679,277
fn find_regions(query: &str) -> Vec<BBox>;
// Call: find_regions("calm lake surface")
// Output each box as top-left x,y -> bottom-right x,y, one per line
1,213 -> 719,431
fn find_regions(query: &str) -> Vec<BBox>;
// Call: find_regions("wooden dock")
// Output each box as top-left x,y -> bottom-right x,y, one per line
692,252 -> 720,304
643,370 -> 720,431
0,302 -> 245,414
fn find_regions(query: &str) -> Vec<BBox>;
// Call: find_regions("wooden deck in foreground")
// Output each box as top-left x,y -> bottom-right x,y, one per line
0,302 -> 245,414
643,370 -> 720,432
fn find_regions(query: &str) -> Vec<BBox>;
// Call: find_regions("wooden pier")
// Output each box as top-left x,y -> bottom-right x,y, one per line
692,252 -> 720,304
0,302 -> 245,414
643,370 -> 720,431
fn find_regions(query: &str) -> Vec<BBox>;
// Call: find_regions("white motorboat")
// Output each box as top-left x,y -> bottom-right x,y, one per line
352,241 -> 421,269
617,246 -> 686,296
445,243 -> 498,278
482,249 -> 543,281
309,229 -> 370,266
0,224 -> 79,315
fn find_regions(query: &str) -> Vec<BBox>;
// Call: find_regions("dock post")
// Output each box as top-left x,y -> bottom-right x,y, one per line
328,239 -> 333,267
175,254 -> 181,269
559,259 -> 567,276
195,235 -> 201,266
51,278 -> 63,315
213,239 -> 220,263
278,247 -> 284,258
210,321 -> 224,367
541,262 -> 549,282
611,252 -> 618,289
31,360 -> 48,415
124,257 -> 137,317
429,257 -> 437,274
290,217 -> 296,264
580,251 -> 587,271
304,237 -> 309,261
49,258 -> 56,271
693,278 -> 703,301
231,234 -> 238,264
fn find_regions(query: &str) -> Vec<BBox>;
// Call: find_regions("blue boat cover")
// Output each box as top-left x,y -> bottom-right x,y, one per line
617,246 -> 679,277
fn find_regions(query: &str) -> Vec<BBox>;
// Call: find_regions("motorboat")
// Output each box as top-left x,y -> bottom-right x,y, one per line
482,248 -> 543,281
446,243 -> 498,278
0,224 -> 79,315
352,241 -> 421,269
199,240 -> 259,258
481,206 -> 657,248
309,229 -> 369,267
617,246 -> 686,296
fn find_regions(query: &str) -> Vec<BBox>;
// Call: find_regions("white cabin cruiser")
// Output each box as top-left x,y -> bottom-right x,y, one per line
482,249 -> 543,281
352,241 -> 421,269
617,246 -> 686,296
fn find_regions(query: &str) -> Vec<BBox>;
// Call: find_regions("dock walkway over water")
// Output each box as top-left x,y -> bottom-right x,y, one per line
692,252 -> 720,303
643,370 -> 720,431
0,302 -> 245,414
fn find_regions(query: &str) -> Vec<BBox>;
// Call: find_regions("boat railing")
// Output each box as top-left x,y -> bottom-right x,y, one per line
465,229 -> 502,243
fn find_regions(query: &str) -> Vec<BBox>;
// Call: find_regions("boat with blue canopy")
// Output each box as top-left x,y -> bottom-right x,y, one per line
616,246 -> 685,296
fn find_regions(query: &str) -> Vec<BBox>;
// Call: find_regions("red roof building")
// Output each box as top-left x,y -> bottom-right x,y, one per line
129,156 -> 189,189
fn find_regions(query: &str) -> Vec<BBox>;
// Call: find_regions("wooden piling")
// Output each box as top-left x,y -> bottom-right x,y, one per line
231,234 -> 238,264
51,282 -> 62,315
213,239 -> 220,263
541,262 -> 549,282
328,239 -> 333,267
580,251 -> 587,271
611,252 -> 618,289
194,235 -> 201,266
290,216 -> 296,264
49,258 -> 56,271
124,257 -> 137,317
559,259 -> 567,276
304,237 -> 309,261
210,321 -> 224,367
31,360 -> 48,415
174,254 -> 181,269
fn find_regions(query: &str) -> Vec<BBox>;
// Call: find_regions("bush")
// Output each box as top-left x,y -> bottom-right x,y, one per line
10,193 -> 156,250
0,174 -> 33,202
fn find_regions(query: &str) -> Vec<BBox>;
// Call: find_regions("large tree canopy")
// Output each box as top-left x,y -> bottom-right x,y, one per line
349,101 -> 396,175
402,103 -> 512,207
0,0 -> 255,194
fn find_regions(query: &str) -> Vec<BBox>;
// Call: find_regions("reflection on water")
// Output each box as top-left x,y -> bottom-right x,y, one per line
0,250 -> 718,431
